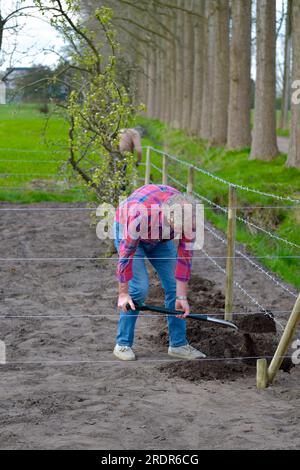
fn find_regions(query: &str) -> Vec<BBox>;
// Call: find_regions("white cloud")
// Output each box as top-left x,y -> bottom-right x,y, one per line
0,0 -> 65,69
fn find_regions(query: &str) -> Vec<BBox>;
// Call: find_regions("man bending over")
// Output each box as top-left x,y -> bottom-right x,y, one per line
113,184 -> 206,361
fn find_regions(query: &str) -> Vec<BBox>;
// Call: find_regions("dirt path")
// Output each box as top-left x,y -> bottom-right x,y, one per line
0,202 -> 299,450
277,136 -> 289,154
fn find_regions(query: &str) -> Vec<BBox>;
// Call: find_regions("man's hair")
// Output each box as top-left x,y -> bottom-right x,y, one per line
162,193 -> 197,231
163,192 -> 197,209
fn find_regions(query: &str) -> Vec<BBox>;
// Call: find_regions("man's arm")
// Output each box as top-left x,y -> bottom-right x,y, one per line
175,280 -> 190,318
117,236 -> 139,311
116,211 -> 142,311
174,237 -> 194,317
118,282 -> 135,311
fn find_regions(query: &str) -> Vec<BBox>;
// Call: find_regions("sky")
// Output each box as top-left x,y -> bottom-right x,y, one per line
0,0 -> 65,71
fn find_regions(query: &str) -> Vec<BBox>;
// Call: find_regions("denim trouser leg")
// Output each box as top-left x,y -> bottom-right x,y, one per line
116,242 -> 149,347
115,221 -> 187,348
148,241 -> 187,348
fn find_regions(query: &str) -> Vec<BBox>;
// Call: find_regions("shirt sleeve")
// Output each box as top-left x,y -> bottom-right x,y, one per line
175,236 -> 195,282
116,212 -> 140,283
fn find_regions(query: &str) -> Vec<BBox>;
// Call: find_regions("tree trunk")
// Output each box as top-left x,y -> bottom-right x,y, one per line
211,0 -> 230,147
181,0 -> 195,130
190,0 -> 205,135
143,48 -> 149,112
227,0 -> 252,149
154,44 -> 162,120
250,0 -> 279,160
162,6 -> 174,125
169,4 -> 177,127
201,0 -> 215,140
280,0 -> 292,130
136,43 -> 147,108
287,0 -> 300,168
147,46 -> 157,118
173,0 -> 185,128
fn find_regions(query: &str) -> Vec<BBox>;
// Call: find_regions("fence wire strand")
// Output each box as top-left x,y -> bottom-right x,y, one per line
149,146 -> 300,204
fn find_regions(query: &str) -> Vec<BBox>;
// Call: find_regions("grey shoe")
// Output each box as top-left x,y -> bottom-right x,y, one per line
113,344 -> 136,361
168,344 -> 206,360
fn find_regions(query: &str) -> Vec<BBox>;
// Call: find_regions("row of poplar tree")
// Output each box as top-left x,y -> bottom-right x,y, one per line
83,0 -> 300,168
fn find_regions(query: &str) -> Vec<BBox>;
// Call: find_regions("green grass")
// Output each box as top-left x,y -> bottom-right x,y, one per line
276,128 -> 290,138
0,103 -> 90,203
135,116 -> 300,290
0,103 -> 299,289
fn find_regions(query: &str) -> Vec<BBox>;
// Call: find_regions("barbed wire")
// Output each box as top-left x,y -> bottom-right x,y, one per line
190,188 -> 300,250
192,190 -> 229,213
0,186 -> 84,193
0,172 -> 68,178
201,248 -> 285,331
0,311 -> 290,320
0,148 -> 67,154
0,355 -> 292,366
149,146 -> 300,204
167,173 -> 186,190
0,203 -> 300,213
164,171 -> 300,250
0,311 -> 290,319
235,213 -> 300,250
150,162 -> 163,174
0,159 -> 65,163
1,255 -> 299,262
0,207 -> 96,211
204,223 -> 298,299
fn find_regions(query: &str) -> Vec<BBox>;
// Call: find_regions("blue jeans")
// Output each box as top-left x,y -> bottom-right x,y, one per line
114,224 -> 187,348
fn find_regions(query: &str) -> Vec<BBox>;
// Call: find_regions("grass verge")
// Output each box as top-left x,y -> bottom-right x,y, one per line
136,116 -> 300,291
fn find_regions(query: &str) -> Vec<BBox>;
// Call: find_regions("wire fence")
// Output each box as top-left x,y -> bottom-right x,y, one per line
149,146 -> 300,204
146,145 -> 300,331
203,222 -> 298,299
0,147 -> 67,154
0,159 -> 66,163
0,354 -> 292,367
0,143 -> 299,372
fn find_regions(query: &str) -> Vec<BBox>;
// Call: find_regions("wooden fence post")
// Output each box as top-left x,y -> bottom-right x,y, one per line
256,359 -> 268,389
187,166 -> 194,195
162,154 -> 168,185
268,293 -> 300,384
145,147 -> 151,185
225,185 -> 237,321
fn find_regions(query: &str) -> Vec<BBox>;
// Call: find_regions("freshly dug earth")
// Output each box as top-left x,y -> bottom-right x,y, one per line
147,275 -> 294,382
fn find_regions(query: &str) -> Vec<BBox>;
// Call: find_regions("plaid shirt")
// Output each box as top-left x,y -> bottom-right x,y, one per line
115,184 -> 194,283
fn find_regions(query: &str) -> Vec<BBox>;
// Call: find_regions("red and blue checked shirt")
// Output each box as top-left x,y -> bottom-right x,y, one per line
115,184 -> 194,283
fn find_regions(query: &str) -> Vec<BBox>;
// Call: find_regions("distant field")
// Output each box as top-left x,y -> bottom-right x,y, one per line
0,104 -> 89,203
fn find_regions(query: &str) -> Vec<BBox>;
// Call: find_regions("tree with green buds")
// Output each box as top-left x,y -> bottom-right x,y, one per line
34,0 -> 144,205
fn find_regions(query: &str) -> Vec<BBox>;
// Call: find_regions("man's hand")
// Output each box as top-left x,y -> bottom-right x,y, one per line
176,280 -> 189,318
118,293 -> 135,312
175,298 -> 190,319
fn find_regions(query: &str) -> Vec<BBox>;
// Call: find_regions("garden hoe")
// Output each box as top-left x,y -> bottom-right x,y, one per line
126,302 -> 238,331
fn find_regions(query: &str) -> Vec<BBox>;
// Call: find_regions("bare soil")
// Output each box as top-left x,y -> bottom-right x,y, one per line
0,202 -> 299,450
